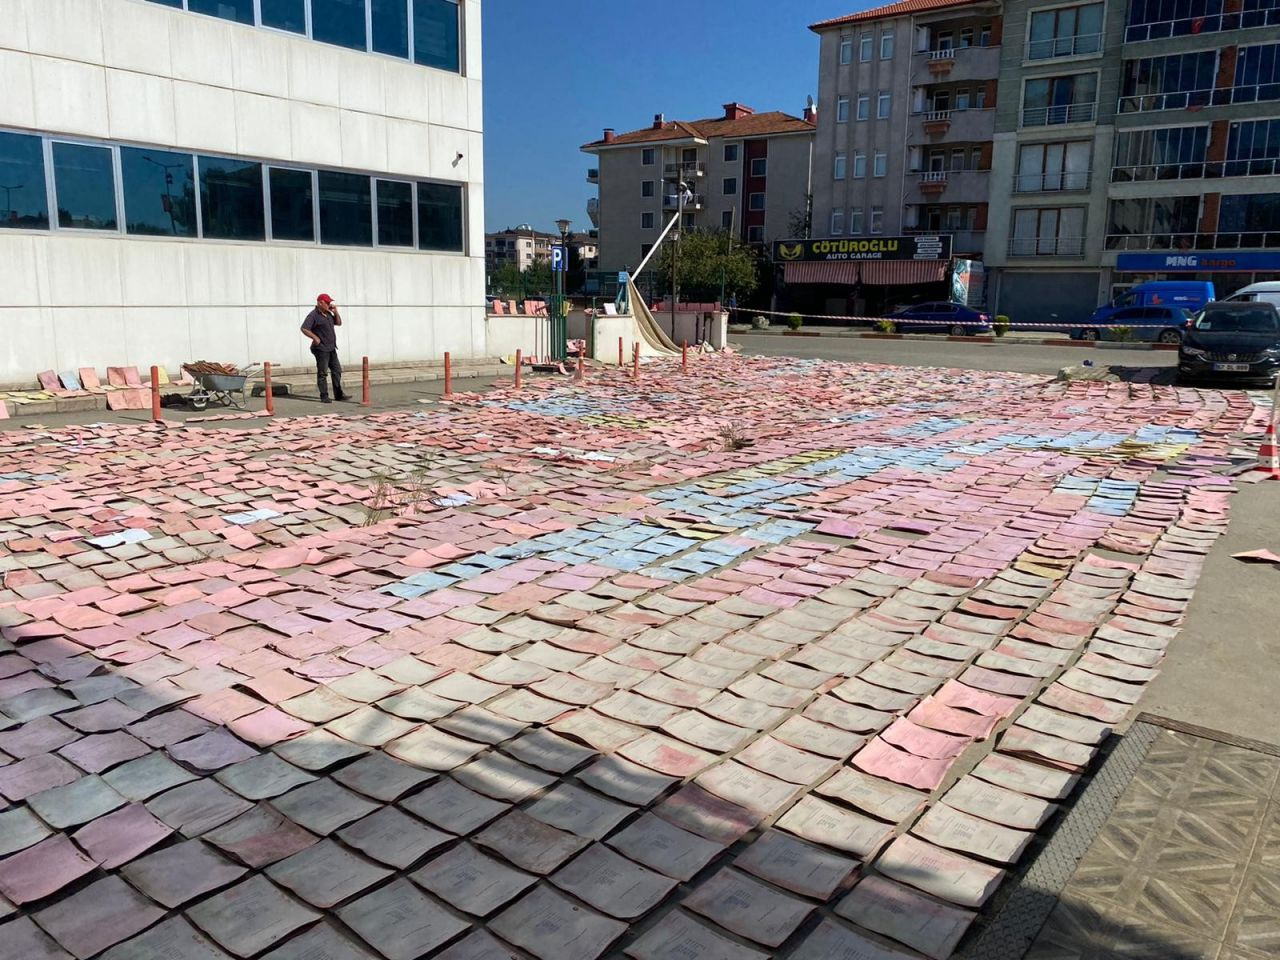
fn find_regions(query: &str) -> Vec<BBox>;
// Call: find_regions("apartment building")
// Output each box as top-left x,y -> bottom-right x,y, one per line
485,227 -> 555,271
581,103 -> 816,275
0,0 -> 484,383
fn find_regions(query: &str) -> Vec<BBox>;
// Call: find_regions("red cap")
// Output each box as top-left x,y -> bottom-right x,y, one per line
316,294 -> 334,304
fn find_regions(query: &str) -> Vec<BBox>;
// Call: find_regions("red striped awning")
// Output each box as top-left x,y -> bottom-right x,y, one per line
784,259 -> 948,286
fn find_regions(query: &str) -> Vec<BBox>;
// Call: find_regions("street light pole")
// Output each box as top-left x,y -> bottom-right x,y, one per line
555,218 -> 572,362
671,180 -> 685,340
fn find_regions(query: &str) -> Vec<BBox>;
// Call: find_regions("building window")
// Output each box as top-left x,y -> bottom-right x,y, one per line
840,37 -> 853,64
950,148 -> 965,172
642,180 -> 655,198
641,212 -> 655,229
417,181 -> 463,251
1105,195 -> 1199,248
873,152 -> 887,177
976,87 -> 987,109
376,179 -> 414,246
721,210 -> 734,229
1028,3 -> 1104,60
831,208 -> 845,235
747,225 -> 764,242
268,167 -> 316,242
834,152 -> 847,180
1011,206 -> 1087,254
857,96 -> 870,120
413,0 -> 460,72
946,206 -> 963,229
1112,127 -> 1206,180
1022,73 -> 1098,125
980,24 -> 992,45
1225,119 -> 1280,175
854,152 -> 866,178
1125,0 -> 1230,43
1219,192 -> 1280,236
642,148 -> 655,165
50,142 -> 117,231
723,177 -> 737,195
956,89 -> 970,110
1120,51 -> 1217,111
724,143 -> 739,162
260,0 -> 306,33
641,243 -> 654,259
188,0 -> 253,24
937,31 -> 953,50
371,0 -> 410,58
850,207 -> 864,234
319,171 -> 373,246
881,31 -> 894,59
860,34 -> 873,61
311,0 -> 367,51
960,27 -> 974,48
1234,44 -> 1280,104
749,193 -> 765,211
870,206 -> 883,233
837,97 -> 850,122
121,146 -> 196,237
198,155 -> 265,241
877,92 -> 891,118
971,146 -> 984,169
750,157 -> 767,177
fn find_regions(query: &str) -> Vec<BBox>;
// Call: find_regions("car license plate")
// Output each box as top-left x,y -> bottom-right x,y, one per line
1213,363 -> 1251,372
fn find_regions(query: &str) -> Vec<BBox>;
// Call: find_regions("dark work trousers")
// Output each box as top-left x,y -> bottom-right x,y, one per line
312,347 -> 344,400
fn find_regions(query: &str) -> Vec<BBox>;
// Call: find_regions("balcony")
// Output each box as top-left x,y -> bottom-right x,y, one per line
1124,7 -> 1280,43
1025,34 -> 1103,61
909,108 -> 995,143
1012,170 -> 1092,193
1119,83 -> 1280,114
1112,157 -> 1280,182
586,168 -> 599,184
663,193 -> 705,210
1020,102 -> 1097,128
664,161 -> 705,179
905,169 -> 992,204
1104,232 -> 1280,251
912,44 -> 1001,84
1008,236 -> 1087,257
586,197 -> 599,228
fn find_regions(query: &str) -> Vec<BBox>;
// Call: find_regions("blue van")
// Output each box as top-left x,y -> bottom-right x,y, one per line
1087,281 -> 1215,326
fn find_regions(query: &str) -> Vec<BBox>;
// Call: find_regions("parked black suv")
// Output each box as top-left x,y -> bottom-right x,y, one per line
1177,301 -> 1280,386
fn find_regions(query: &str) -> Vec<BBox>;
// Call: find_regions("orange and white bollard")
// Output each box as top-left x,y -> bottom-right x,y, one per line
264,361 -> 275,416
682,340 -> 688,373
574,353 -> 584,384
1261,378 -> 1280,479
515,349 -> 523,390
632,343 -> 640,382
150,365 -> 162,423
443,352 -> 453,397
618,337 -> 624,367
361,356 -> 370,406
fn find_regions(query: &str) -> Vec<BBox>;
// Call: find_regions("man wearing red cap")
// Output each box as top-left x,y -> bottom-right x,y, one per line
301,294 -> 349,403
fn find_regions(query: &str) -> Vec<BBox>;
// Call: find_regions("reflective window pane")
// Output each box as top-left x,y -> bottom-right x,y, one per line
198,155 -> 265,240
313,0 -> 369,51
417,181 -> 463,251
376,179 -> 414,246
319,171 -> 372,246
121,146 -> 197,237
372,0 -> 410,58
52,142 -> 117,231
270,168 -> 315,242
260,0 -> 306,33
0,131 -> 49,230
413,0 -> 460,73
145,0 -> 183,7
187,0 -> 254,25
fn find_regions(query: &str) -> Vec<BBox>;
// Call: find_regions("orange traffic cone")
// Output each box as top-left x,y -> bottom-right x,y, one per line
1261,419 -> 1280,479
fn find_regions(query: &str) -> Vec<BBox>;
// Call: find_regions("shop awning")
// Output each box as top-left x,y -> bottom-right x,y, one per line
784,259 -> 949,286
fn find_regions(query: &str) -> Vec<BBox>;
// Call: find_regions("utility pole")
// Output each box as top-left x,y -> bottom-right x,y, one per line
671,181 -> 684,340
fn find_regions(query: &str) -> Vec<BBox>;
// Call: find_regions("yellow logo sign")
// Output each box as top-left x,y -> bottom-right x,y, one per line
777,242 -> 805,261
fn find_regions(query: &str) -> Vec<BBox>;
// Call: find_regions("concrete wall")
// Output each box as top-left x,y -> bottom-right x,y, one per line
0,0 -> 486,384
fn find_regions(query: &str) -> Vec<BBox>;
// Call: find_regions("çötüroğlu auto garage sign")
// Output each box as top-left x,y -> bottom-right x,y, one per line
773,236 -> 953,262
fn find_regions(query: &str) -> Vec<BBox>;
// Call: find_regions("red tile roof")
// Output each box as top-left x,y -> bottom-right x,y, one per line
810,0 -> 976,30
581,111 -> 813,150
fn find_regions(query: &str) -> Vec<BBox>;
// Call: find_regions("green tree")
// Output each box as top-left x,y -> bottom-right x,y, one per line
488,260 -> 554,299
657,229 -> 761,302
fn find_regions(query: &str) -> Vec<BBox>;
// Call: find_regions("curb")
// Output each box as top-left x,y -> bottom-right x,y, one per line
737,329 -> 1181,351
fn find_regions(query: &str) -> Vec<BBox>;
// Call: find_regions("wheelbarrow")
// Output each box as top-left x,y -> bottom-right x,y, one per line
182,363 -> 260,410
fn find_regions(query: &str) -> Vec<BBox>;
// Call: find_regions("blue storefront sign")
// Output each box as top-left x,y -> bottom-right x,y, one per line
1117,251 -> 1280,272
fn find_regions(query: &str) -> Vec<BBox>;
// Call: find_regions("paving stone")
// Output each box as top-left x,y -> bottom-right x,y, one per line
187,875 -> 320,958
32,875 -> 165,959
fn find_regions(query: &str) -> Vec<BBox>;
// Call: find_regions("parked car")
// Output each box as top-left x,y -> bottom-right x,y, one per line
1177,301 -> 1280,386
887,302 -> 992,335
1221,281 -> 1280,309
1071,305 -> 1193,343
1089,280 -> 1216,327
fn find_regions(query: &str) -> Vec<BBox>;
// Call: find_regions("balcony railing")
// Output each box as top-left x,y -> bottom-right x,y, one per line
920,170 -> 950,183
663,161 -> 705,179
923,109 -> 953,123
1020,102 -> 1097,127
1026,34 -> 1104,61
663,193 -> 705,210
1008,236 -> 1087,257
586,168 -> 599,184
1105,231 -> 1280,251
1012,170 -> 1092,192
1119,84 -> 1280,113
928,48 -> 957,60
1124,8 -> 1280,43
1112,157 -> 1280,182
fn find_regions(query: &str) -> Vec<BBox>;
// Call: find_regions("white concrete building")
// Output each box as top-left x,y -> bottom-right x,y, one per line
0,0 -> 484,385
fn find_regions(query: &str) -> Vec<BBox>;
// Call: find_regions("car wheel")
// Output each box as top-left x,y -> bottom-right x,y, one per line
949,324 -> 966,336
1081,329 -> 1100,341
1157,329 -> 1182,344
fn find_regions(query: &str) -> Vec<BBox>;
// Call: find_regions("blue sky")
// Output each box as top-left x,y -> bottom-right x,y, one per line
481,0 -> 863,233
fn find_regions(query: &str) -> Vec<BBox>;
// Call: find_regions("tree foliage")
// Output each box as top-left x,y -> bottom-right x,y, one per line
487,259 -> 553,298
656,229 -> 761,302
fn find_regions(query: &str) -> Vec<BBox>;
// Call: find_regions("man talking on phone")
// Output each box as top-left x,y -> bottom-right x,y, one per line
301,293 -> 349,403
